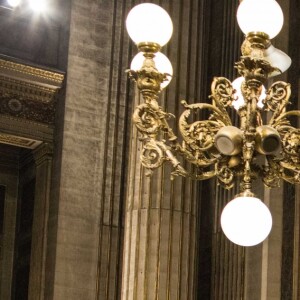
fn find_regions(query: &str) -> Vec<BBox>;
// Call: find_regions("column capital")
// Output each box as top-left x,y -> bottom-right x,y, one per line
33,143 -> 53,166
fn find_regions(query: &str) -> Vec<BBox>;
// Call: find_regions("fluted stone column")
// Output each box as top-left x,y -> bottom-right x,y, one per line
212,187 -> 245,300
121,0 -> 209,298
121,93 -> 198,299
47,0 -> 132,299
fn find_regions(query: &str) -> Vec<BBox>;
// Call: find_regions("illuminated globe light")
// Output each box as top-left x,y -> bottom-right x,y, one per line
237,0 -> 284,39
232,77 -> 265,110
264,45 -> 292,77
130,52 -> 173,89
29,0 -> 47,12
221,196 -> 272,246
126,3 -> 173,47
7,0 -> 21,7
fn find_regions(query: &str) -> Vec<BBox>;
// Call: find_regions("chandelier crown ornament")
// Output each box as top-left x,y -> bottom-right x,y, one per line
130,52 -> 173,89
126,1 -> 300,246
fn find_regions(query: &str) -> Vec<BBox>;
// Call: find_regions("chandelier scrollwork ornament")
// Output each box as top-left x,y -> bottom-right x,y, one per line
126,0 -> 299,246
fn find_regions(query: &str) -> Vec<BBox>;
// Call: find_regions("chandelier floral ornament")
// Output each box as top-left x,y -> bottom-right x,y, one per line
126,0 -> 300,246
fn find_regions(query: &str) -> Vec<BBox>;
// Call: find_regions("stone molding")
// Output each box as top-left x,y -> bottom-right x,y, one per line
0,56 -> 65,148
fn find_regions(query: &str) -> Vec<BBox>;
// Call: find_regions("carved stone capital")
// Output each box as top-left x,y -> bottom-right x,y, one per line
33,143 -> 53,166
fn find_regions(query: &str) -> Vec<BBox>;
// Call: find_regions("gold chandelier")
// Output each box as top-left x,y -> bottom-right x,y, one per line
125,0 -> 300,246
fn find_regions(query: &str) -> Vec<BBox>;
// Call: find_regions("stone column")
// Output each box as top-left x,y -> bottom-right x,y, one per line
294,185 -> 300,300
0,163 -> 18,300
244,187 -> 284,300
47,1 -> 132,299
28,143 -> 53,300
121,0 -> 206,298
121,94 -> 198,299
212,188 -> 245,300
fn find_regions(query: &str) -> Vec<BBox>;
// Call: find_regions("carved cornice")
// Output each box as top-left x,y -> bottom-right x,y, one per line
0,57 -> 65,126
0,75 -> 56,103
0,58 -> 64,86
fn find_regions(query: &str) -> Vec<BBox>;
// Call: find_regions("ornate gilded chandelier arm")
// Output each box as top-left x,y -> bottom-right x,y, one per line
279,160 -> 300,184
263,157 -> 282,188
140,137 -> 217,180
140,138 -> 185,175
179,101 -> 230,149
274,110 -> 300,127
281,128 -> 300,164
210,77 -> 235,125
132,100 -> 180,141
265,81 -> 291,126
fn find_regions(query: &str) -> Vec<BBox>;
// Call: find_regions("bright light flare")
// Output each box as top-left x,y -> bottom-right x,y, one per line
7,0 -> 21,7
29,0 -> 47,12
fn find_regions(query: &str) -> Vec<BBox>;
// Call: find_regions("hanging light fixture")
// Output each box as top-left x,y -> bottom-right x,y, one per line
125,1 -> 300,246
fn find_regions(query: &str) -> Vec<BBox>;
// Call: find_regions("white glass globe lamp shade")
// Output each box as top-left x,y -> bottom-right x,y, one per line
237,0 -> 284,39
130,52 -> 173,89
126,3 -> 173,47
7,0 -> 21,7
221,196 -> 272,246
232,77 -> 265,110
264,45 -> 292,76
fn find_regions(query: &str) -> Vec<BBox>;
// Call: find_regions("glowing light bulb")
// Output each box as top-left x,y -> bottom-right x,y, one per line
237,0 -> 284,39
221,196 -> 272,246
126,3 -> 173,47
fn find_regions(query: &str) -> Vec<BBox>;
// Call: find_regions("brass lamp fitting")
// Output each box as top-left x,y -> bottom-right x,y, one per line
235,189 -> 256,199
137,42 -> 161,53
241,32 -> 271,57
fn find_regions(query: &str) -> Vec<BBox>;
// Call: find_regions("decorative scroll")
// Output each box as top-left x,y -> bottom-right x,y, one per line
265,81 -> 291,126
132,103 -> 165,137
140,139 -> 166,171
263,158 -> 283,188
282,129 -> 300,165
216,163 -> 235,189
179,101 -> 228,151
210,77 -> 234,124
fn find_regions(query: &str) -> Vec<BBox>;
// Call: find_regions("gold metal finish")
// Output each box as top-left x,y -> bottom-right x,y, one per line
137,42 -> 161,53
128,35 -> 300,194
0,133 -> 42,149
0,58 -> 64,84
